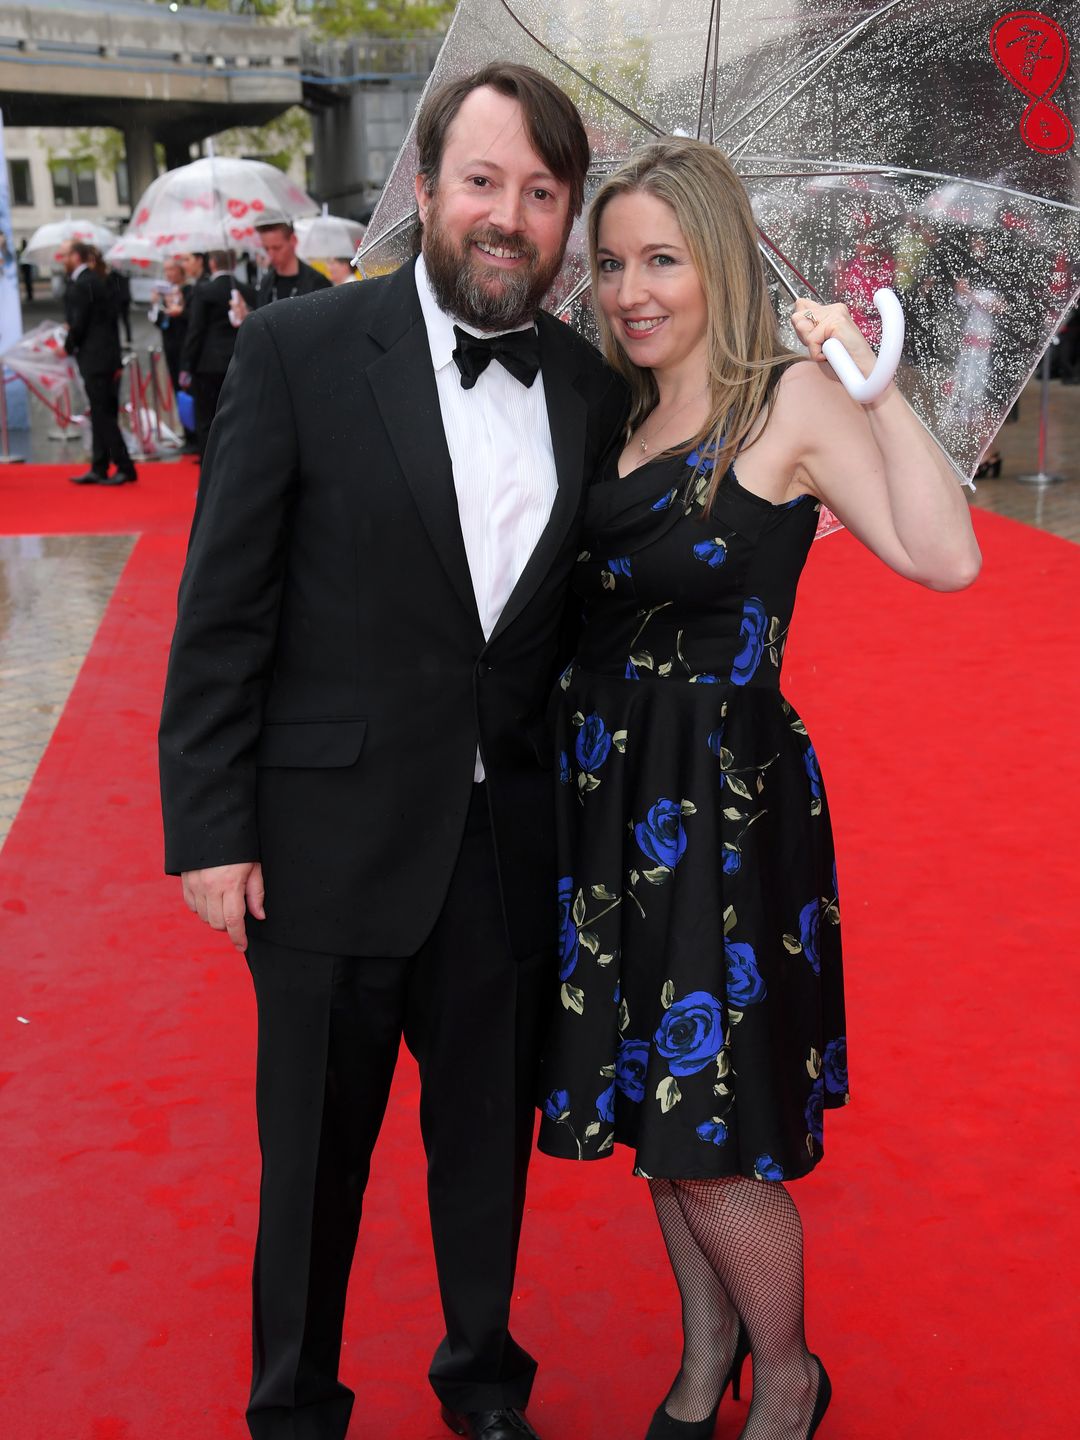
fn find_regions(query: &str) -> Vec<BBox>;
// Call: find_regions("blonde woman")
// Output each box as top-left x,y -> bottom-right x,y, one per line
537,138 -> 980,1440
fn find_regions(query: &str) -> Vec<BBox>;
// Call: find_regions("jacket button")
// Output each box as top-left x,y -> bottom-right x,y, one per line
478,661 -> 494,677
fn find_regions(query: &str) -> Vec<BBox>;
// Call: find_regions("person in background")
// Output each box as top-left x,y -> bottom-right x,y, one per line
326,256 -> 359,285
17,237 -> 34,305
150,258 -> 197,452
108,266 -> 133,347
178,249 -> 256,462
230,219 -> 331,325
62,239 -> 137,486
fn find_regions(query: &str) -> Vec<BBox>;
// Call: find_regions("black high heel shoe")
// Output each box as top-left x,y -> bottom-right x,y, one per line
805,1355 -> 832,1439
644,1323 -> 751,1439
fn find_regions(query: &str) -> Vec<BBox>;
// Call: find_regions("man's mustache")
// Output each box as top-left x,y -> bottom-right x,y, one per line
463,227 -> 541,267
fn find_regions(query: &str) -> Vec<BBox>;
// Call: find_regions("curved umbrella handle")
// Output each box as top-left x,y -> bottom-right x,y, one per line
821,288 -> 905,404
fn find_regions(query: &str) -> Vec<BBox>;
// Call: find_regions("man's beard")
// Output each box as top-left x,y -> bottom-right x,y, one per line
423,200 -> 565,331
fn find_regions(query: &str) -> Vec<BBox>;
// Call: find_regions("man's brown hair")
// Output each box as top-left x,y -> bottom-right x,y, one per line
416,63 -> 590,218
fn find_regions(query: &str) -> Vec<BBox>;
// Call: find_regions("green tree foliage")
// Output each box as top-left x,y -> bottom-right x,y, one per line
313,0 -> 456,41
212,106 -> 312,172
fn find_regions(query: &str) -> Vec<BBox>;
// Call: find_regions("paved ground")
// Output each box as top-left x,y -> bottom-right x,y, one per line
1,294 -> 1077,851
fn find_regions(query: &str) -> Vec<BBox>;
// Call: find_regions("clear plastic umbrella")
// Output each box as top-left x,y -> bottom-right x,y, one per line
124,154 -> 319,256
23,218 -> 117,269
0,321 -> 88,429
103,234 -> 172,276
295,205 -> 366,261
357,0 -> 1080,483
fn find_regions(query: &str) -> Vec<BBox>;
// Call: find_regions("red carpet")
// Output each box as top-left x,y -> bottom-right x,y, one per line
0,465 -> 1076,1439
0,459 -> 200,537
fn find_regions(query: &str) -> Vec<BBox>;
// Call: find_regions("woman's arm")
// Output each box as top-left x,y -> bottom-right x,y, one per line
782,302 -> 982,592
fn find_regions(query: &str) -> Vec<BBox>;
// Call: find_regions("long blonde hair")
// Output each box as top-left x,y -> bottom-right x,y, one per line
588,137 -> 798,512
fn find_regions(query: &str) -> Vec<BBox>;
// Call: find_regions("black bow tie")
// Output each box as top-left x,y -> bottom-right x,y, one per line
452,324 -> 541,390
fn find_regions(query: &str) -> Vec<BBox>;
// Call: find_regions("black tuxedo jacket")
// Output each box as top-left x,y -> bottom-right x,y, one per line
256,259 -> 332,308
63,268 -> 120,378
180,272 -> 257,376
159,260 -> 627,959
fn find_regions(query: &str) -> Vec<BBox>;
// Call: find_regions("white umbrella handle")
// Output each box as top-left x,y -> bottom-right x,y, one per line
821,288 -> 905,404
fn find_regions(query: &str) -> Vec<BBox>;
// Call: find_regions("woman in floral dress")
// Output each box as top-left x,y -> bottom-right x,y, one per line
536,139 -> 981,1440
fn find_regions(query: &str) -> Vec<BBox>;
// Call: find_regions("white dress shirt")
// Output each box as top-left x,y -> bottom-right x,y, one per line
414,255 -> 559,780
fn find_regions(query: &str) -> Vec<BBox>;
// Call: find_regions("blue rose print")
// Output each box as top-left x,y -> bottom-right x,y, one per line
693,538 -> 728,569
692,673 -> 721,683
694,541 -> 728,567
652,487 -> 678,511
558,751 -> 571,786
722,844 -> 741,875
823,1037 -> 848,1095
707,729 -> 725,756
608,556 -> 632,577
755,1154 -> 785,1181
635,798 -> 689,868
615,1038 -> 650,1102
626,659 -> 640,680
725,939 -> 767,1007
730,598 -> 768,686
596,1081 -> 616,1123
557,876 -> 579,981
654,991 -> 726,1076
686,447 -> 716,472
806,1076 -> 824,1144
697,1119 -> 729,1146
799,899 -> 821,975
543,1089 -> 570,1122
803,744 -> 821,800
575,713 -> 612,773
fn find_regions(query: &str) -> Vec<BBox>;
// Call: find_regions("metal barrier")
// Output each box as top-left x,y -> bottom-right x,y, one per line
120,348 -> 183,460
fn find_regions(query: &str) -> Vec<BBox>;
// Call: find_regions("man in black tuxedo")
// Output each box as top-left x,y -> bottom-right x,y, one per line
62,241 -> 136,486
178,249 -> 256,461
160,63 -> 625,1440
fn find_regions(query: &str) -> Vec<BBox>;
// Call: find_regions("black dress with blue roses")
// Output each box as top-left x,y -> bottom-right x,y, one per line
536,448 -> 849,1182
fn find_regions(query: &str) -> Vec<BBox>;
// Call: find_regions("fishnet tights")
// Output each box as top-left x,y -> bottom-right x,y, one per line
649,1175 -> 820,1438
650,1177 -> 743,1422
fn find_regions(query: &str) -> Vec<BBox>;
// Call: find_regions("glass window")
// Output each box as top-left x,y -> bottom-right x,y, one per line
116,162 -> 130,207
75,167 -> 98,206
52,163 -> 98,207
7,159 -> 33,207
51,163 -> 74,207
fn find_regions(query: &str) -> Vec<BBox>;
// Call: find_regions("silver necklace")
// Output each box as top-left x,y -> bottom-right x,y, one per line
637,389 -> 709,453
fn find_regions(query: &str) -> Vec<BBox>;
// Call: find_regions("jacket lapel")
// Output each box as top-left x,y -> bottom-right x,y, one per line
365,263 -> 484,638
488,312 -> 588,644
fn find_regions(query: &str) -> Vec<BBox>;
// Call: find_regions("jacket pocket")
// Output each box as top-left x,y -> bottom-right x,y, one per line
256,718 -> 367,769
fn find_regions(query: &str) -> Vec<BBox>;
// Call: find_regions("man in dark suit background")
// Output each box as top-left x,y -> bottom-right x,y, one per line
230,219 -> 331,327
159,63 -> 626,1440
178,249 -> 256,461
62,240 -> 136,486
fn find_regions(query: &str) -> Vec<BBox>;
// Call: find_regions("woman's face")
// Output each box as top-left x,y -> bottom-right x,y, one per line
595,190 -> 709,375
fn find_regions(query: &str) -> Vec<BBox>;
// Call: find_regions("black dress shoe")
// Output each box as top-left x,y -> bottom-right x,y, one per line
440,1404 -> 541,1440
69,470 -> 108,485
100,469 -> 137,485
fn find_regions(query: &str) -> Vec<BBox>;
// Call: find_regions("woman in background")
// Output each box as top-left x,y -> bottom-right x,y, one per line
538,138 -> 980,1440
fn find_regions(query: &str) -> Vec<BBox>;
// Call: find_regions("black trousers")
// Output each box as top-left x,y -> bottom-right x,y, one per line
244,786 -> 549,1440
192,371 -> 226,460
82,370 -> 132,475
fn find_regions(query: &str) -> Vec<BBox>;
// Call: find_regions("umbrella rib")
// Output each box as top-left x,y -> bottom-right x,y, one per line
696,0 -> 718,141
715,0 -> 908,156
495,0 -> 663,136
736,156 -> 1080,215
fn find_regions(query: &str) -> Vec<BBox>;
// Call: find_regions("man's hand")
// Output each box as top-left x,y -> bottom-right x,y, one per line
181,862 -> 265,953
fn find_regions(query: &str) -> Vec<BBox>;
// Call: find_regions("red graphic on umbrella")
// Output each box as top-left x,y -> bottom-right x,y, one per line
228,199 -> 249,218
991,10 -> 1075,153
